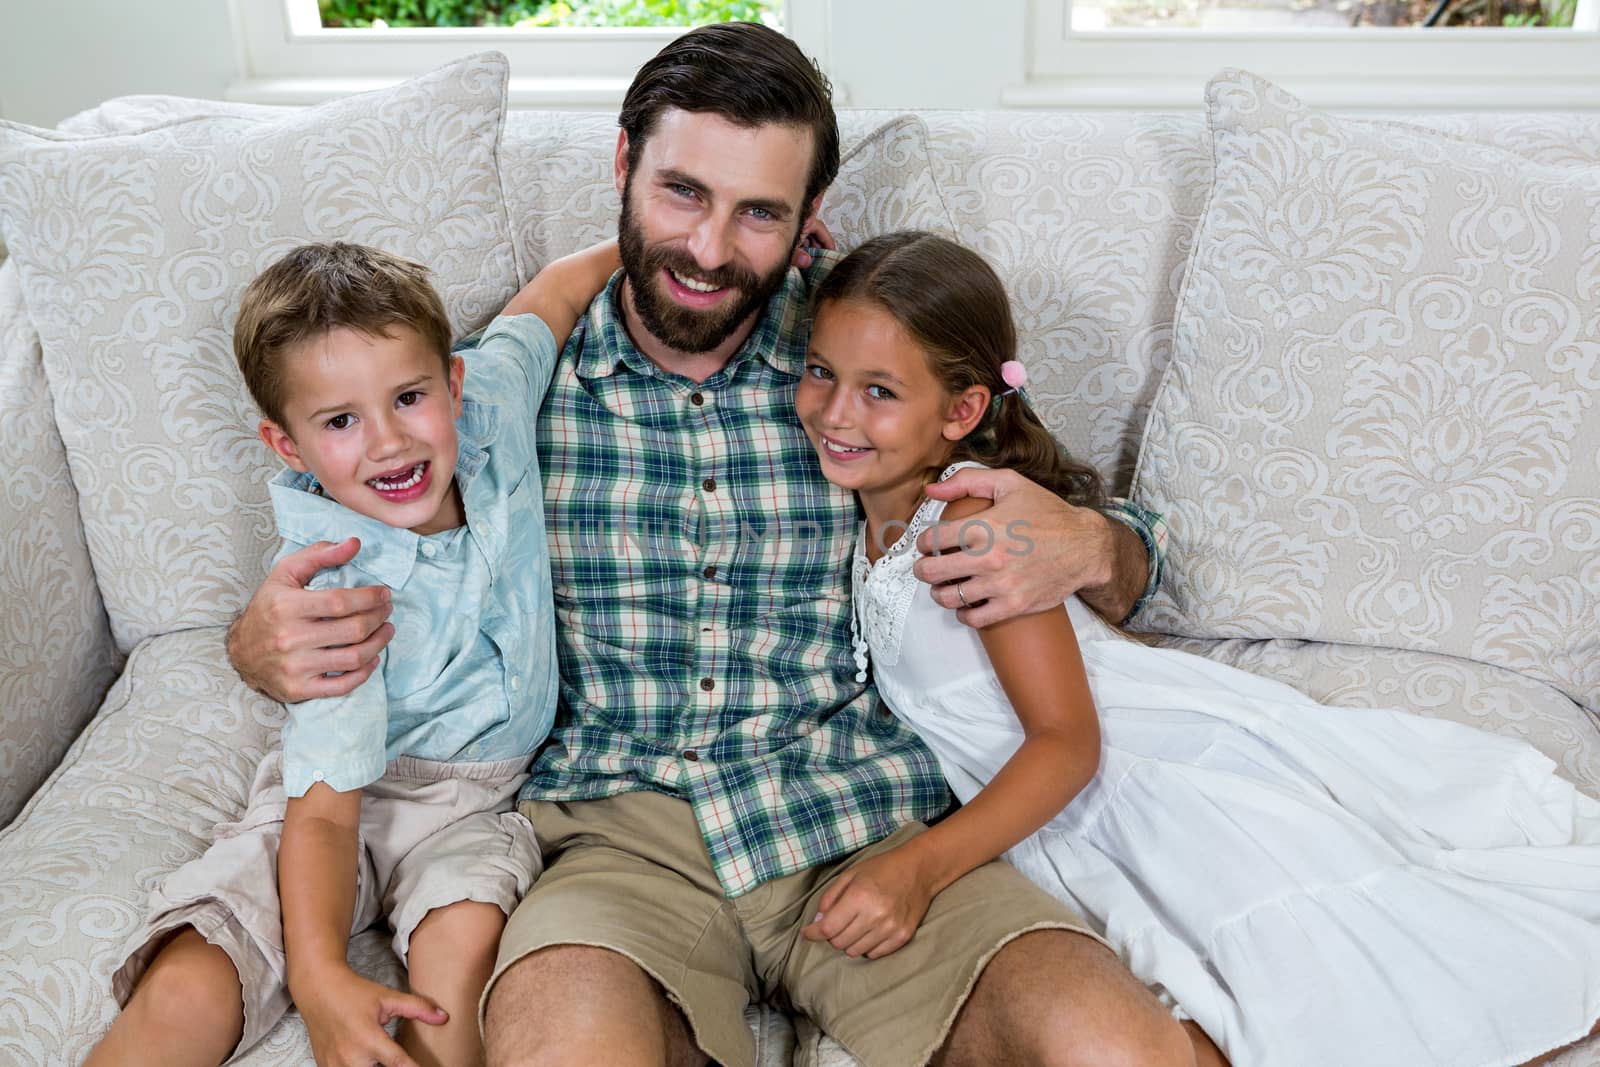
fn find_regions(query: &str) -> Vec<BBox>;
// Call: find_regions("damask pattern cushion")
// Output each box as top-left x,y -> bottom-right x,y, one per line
0,53 -> 521,654
1134,69 -> 1600,712
0,260 -> 122,827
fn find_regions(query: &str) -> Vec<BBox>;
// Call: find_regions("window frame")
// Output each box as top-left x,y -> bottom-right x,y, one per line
1008,0 -> 1600,109
228,0 -> 832,107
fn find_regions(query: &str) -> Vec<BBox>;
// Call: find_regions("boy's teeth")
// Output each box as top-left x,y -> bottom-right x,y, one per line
825,440 -> 867,454
671,269 -> 721,293
369,463 -> 424,490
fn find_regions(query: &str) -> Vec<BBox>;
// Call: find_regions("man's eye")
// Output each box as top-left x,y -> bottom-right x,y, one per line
397,390 -> 421,407
326,413 -> 353,430
747,207 -> 772,221
670,183 -> 697,199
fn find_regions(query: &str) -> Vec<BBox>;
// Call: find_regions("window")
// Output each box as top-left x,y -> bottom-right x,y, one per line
229,0 -> 832,107
1011,0 -> 1600,108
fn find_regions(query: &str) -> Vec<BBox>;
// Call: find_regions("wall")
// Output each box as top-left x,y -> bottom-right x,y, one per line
0,0 -> 239,126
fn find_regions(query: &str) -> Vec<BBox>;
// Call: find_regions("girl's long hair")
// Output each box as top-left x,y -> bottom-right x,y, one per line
814,231 -> 1105,510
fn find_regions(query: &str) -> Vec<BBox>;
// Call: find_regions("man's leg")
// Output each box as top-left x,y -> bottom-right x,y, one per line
483,944 -> 705,1067
481,794 -> 763,1067
933,929 -> 1199,1067
773,824 -> 1210,1067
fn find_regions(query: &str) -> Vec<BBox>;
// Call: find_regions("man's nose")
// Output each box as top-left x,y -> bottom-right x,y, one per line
686,213 -> 734,271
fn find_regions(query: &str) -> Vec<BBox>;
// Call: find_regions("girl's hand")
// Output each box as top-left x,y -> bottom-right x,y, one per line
792,215 -> 836,268
801,847 -> 936,959
294,964 -> 446,1067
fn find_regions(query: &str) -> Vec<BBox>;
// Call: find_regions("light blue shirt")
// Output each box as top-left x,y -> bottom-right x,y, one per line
269,314 -> 561,798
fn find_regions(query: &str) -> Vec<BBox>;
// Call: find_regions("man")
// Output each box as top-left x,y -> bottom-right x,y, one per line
229,23 -> 1209,1067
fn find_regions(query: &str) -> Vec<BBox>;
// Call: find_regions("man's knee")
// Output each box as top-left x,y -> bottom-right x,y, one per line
483,944 -> 701,1067
947,929 -> 1193,1067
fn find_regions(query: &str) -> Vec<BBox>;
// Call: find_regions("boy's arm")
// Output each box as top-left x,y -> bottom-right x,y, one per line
281,784 -> 363,984
282,785 -> 444,1067
500,238 -> 621,349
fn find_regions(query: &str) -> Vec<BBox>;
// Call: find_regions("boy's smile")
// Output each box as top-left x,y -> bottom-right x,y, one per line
259,324 -> 466,536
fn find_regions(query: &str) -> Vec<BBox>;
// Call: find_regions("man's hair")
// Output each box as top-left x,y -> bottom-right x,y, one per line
233,242 -> 452,429
618,21 -> 840,212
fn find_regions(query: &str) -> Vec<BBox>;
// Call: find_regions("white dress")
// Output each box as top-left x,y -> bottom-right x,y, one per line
851,463 -> 1600,1067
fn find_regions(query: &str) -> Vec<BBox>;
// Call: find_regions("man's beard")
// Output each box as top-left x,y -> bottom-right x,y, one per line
617,181 -> 796,355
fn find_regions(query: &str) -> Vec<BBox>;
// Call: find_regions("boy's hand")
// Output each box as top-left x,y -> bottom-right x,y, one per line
295,964 -> 446,1067
801,847 -> 935,959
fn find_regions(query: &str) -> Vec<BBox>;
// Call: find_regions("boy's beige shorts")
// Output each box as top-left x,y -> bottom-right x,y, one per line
111,749 -> 540,1057
486,789 -> 1107,1067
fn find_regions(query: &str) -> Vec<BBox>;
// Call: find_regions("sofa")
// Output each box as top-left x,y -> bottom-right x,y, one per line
1,54 -> 1597,1066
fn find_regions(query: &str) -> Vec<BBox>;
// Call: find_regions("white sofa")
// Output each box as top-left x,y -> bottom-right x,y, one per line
2,57 -> 1597,1066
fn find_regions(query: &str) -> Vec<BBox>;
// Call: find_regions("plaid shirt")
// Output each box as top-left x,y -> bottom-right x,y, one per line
504,257 -> 1168,896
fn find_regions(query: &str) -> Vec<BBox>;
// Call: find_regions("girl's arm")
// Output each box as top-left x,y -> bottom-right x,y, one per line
803,497 -> 1101,960
283,785 -> 444,1067
499,238 -> 621,348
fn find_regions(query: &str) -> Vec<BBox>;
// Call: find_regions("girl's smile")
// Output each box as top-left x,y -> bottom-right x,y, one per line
796,298 -> 988,532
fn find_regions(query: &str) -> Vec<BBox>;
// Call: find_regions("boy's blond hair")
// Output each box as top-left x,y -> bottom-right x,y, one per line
234,242 -> 453,428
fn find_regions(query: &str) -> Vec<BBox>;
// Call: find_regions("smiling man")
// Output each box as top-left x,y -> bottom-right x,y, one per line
227,21 -> 1194,1067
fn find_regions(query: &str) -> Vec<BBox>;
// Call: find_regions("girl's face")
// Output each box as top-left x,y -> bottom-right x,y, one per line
796,298 -> 988,508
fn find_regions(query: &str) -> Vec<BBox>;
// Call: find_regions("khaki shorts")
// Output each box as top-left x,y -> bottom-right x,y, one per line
486,790 -> 1106,1067
113,749 -> 541,1056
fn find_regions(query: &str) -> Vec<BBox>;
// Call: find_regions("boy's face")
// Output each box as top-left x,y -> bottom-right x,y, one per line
260,324 -> 465,536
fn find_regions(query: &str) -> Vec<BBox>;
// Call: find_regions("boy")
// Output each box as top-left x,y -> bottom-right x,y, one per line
87,240 -> 617,1067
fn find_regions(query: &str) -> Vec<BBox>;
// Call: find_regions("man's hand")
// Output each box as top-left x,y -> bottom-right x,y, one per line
294,963 -> 446,1067
791,215 -> 836,268
801,847 -> 935,960
227,537 -> 394,704
914,468 -> 1148,627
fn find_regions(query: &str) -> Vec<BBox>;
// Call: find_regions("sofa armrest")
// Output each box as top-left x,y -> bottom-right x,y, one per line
0,260 -> 121,826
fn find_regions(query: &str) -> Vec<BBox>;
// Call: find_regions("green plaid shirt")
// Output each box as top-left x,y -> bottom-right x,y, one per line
496,256 -> 1169,897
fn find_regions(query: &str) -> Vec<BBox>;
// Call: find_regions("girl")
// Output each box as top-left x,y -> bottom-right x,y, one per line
795,230 -> 1600,1067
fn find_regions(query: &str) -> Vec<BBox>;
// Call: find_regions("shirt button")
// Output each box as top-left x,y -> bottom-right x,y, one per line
683,749 -> 699,761
702,565 -> 717,579
702,478 -> 716,492
690,392 -> 704,406
312,771 -> 326,782
699,676 -> 714,691
510,675 -> 521,691
421,542 -> 438,557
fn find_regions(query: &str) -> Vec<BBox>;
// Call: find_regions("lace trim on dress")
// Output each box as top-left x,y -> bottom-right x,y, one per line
851,461 -> 984,675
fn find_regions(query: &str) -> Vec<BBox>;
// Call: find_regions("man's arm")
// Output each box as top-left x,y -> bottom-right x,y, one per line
228,538 -> 393,704
913,467 -> 1163,628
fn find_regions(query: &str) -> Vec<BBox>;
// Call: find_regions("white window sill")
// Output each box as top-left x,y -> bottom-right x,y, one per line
227,74 -> 633,109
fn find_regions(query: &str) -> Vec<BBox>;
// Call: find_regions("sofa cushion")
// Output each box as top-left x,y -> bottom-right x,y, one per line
0,53 -> 521,655
0,626 -> 798,1065
1133,69 -> 1600,712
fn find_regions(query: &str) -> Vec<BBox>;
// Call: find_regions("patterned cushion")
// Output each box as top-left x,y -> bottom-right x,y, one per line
0,53 -> 522,655
0,259 -> 122,827
1133,69 -> 1600,712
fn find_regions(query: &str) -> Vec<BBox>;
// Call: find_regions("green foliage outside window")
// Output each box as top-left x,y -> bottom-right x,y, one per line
319,0 -> 781,28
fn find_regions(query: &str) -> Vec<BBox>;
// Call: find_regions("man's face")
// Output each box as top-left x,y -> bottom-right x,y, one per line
616,109 -> 814,355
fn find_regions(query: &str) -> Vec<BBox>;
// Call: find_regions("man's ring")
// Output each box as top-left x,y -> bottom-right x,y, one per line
957,582 -> 970,608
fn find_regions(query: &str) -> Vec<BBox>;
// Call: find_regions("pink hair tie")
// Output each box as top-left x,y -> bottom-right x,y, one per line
999,360 -> 1028,396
